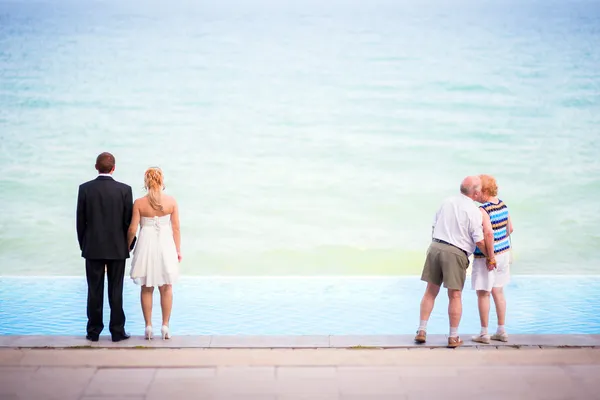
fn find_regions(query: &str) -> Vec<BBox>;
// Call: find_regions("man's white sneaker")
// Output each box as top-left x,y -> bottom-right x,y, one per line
491,332 -> 509,342
472,334 -> 491,344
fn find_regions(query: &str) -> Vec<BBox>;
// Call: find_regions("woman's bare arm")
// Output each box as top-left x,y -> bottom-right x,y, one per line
481,208 -> 496,270
171,198 -> 182,261
127,200 -> 140,249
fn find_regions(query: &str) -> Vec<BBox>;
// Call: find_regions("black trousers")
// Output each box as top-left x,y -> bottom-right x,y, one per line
85,259 -> 126,337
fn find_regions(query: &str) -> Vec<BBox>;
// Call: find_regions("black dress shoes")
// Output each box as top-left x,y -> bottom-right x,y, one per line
86,332 -> 130,342
111,333 -> 131,342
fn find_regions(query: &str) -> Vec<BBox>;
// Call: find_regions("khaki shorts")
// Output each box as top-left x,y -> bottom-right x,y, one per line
421,241 -> 469,290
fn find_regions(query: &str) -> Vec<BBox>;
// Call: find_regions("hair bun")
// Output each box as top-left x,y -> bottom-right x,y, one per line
144,167 -> 164,211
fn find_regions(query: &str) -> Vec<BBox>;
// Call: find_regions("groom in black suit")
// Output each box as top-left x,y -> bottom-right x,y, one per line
77,152 -> 133,342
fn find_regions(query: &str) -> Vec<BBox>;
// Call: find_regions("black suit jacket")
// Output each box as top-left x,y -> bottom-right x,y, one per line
76,176 -> 133,260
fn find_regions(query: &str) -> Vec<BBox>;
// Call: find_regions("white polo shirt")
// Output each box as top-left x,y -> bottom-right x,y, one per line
432,194 -> 484,256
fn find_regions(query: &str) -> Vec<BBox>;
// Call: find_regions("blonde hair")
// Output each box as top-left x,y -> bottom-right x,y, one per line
144,167 -> 164,211
479,174 -> 498,197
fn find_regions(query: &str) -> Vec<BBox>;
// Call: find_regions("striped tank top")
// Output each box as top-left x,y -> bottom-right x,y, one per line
474,199 -> 511,258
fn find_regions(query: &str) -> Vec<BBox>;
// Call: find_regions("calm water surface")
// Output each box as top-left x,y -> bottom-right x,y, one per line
1,0 -> 599,275
1,276 -> 599,335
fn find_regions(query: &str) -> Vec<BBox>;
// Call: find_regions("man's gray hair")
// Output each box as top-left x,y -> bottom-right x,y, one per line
460,181 -> 481,195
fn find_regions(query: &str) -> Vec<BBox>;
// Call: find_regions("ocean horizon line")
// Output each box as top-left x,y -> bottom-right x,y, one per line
2,274 -> 599,279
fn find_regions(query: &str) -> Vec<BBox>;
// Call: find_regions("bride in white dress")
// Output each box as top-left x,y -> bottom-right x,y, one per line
127,167 -> 182,340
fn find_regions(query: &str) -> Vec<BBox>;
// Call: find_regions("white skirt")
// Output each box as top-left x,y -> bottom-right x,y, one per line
130,216 -> 179,287
471,251 -> 511,292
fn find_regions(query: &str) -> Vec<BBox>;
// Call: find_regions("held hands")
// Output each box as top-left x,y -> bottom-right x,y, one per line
486,256 -> 496,271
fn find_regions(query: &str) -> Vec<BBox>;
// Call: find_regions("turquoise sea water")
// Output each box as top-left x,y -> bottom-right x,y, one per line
1,276 -> 599,335
1,0 -> 599,275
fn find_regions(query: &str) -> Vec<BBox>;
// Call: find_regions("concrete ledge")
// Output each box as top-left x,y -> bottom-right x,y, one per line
1,334 -> 599,349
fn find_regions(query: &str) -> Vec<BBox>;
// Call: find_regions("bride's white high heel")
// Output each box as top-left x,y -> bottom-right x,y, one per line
161,325 -> 171,340
145,326 -> 153,341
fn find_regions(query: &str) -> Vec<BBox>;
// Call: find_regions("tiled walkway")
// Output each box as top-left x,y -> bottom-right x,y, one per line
1,347 -> 600,399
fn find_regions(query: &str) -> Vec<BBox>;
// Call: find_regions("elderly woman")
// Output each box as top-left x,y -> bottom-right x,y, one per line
471,175 -> 514,344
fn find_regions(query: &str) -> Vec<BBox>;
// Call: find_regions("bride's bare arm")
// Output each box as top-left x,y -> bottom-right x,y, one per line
127,200 -> 140,248
171,199 -> 181,260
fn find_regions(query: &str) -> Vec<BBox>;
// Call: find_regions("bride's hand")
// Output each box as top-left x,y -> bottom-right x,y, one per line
177,251 -> 182,262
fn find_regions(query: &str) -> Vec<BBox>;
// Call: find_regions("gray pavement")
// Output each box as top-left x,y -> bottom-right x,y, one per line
1,334 -> 599,349
1,344 -> 600,399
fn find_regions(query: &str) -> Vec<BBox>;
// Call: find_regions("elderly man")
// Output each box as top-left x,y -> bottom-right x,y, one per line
414,176 -> 492,348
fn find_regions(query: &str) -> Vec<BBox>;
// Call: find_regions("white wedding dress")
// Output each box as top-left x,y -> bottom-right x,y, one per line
130,215 -> 179,287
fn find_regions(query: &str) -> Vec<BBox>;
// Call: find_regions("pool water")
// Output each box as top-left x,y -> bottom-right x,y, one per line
0,276 -> 599,336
